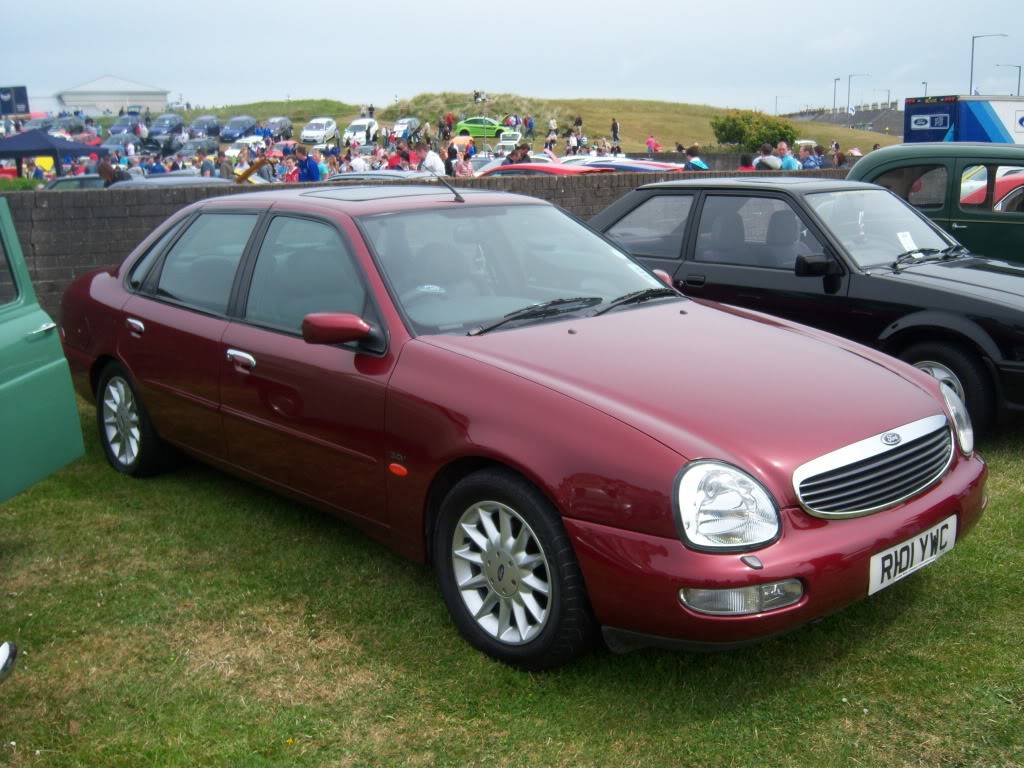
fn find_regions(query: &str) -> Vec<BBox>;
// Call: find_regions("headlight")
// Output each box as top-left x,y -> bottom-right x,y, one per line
940,384 -> 973,455
675,461 -> 780,550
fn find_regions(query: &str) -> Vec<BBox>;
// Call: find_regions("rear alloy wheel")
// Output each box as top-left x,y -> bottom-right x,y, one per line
434,469 -> 595,670
900,341 -> 994,435
96,363 -> 169,477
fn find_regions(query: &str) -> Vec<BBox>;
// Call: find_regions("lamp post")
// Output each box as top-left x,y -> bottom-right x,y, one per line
922,81 -> 928,97
996,64 -> 1022,96
833,77 -> 840,113
847,73 -> 869,127
874,88 -> 892,106
970,34 -> 1008,94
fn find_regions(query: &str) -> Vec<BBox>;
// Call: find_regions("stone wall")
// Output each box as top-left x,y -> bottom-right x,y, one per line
2,168 -> 847,316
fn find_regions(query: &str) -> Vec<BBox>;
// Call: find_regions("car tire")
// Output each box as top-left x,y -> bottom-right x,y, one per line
899,341 -> 994,434
433,468 -> 596,671
95,362 -> 170,477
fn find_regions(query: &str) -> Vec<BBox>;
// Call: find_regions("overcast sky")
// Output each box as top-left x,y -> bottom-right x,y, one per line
3,0 -> 1021,114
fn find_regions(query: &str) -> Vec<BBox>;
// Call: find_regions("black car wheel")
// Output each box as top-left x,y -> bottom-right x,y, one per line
433,468 -> 596,671
95,362 -> 171,477
900,341 -> 994,434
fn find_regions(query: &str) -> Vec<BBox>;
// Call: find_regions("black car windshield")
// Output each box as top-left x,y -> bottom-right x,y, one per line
805,189 -> 952,269
359,204 -> 668,335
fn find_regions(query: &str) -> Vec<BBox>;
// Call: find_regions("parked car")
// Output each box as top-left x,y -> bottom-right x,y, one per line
177,137 -> 220,162
100,133 -> 142,155
846,142 -> 1024,263
44,174 -> 105,191
220,115 -> 257,143
60,184 -> 986,669
1,197 -> 83,504
225,135 -> 266,159
266,116 -> 293,141
51,116 -> 85,134
326,170 -> 436,182
149,113 -> 184,139
300,117 -> 339,145
142,133 -> 184,157
454,116 -> 507,139
110,176 -> 236,188
478,163 -> 613,177
188,115 -> 221,139
341,118 -> 378,145
473,154 -> 554,176
108,115 -> 141,136
392,117 -> 421,141
581,158 -> 685,173
22,117 -> 55,131
591,177 -> 1024,433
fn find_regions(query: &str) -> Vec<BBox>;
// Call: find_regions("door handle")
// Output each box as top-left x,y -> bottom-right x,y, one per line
125,317 -> 145,335
951,223 -> 968,230
26,321 -> 56,338
684,274 -> 706,287
226,348 -> 256,370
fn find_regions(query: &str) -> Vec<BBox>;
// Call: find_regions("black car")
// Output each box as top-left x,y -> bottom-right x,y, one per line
44,174 -> 105,191
189,115 -> 221,138
149,113 -> 184,138
220,115 -> 257,142
22,117 -> 55,131
266,116 -> 292,140
591,177 -> 1024,433
177,137 -> 219,161
108,115 -> 141,135
52,116 -> 85,134
100,132 -> 143,155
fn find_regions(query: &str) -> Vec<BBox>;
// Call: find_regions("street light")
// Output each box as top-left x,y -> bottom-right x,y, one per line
922,81 -> 928,97
996,64 -> 1022,96
833,77 -> 840,113
847,73 -> 869,126
874,88 -> 892,106
970,34 -> 1008,94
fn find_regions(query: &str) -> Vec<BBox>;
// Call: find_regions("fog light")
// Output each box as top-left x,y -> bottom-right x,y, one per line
679,579 -> 803,616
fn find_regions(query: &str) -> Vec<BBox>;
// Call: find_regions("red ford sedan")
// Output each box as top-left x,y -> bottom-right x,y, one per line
60,185 -> 987,669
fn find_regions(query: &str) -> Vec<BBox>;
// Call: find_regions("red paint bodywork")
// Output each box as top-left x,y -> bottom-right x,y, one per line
480,163 -> 614,177
60,187 -> 988,647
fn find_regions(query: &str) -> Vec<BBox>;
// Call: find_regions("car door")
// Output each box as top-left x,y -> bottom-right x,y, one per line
118,210 -> 261,461
953,158 -> 1024,262
602,191 -> 697,275
0,198 -> 83,502
677,192 -> 855,335
219,212 -> 394,526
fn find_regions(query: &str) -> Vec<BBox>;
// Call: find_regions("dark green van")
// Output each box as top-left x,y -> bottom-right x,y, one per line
847,142 -> 1024,262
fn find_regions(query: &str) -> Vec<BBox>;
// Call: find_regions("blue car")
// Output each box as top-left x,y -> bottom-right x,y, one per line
220,115 -> 257,142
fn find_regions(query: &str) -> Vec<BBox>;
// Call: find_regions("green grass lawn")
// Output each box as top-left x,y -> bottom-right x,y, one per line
1,404 -> 1021,767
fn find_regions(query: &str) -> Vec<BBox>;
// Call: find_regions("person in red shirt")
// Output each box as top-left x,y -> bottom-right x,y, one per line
737,153 -> 756,171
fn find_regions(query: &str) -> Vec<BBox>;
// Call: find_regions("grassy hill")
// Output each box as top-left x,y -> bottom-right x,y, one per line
161,93 -> 898,153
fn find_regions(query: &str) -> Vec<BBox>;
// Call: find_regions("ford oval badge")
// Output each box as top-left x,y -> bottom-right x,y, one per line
881,432 -> 902,446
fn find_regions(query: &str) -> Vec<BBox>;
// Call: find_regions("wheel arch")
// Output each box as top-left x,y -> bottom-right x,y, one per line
89,354 -> 120,397
877,311 -> 1002,363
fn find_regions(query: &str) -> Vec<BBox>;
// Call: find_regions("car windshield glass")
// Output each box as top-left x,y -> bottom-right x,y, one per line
307,122 -> 325,130
155,117 -> 176,126
359,204 -> 667,336
805,189 -> 951,269
227,118 -> 249,128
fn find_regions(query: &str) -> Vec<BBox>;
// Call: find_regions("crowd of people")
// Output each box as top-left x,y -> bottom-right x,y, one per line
734,140 -> 864,171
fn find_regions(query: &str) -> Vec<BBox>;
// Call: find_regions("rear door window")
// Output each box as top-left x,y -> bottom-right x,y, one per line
153,213 -> 257,314
606,194 -> 694,259
872,164 -> 948,209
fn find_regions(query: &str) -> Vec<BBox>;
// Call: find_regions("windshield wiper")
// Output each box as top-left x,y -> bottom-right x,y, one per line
467,296 -> 603,336
892,248 -> 942,271
590,287 -> 679,316
939,244 -> 972,260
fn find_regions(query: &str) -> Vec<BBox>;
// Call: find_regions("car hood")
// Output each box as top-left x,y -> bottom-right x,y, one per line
420,300 -> 946,507
875,256 -> 1024,309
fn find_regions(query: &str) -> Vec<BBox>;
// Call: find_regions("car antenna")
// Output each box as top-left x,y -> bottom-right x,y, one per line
422,163 -> 465,203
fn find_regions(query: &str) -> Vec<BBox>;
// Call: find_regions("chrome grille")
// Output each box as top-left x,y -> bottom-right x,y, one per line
793,415 -> 953,518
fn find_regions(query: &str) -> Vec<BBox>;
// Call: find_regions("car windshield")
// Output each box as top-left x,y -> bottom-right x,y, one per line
358,204 -> 667,336
227,118 -> 250,128
155,117 -> 176,127
181,140 -> 206,150
347,122 -> 368,130
306,121 -> 325,130
805,189 -> 952,269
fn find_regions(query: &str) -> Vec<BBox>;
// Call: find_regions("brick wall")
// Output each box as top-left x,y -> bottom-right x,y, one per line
2,168 -> 847,316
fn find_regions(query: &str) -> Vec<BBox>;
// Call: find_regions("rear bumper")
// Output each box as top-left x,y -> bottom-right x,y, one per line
565,454 -> 987,647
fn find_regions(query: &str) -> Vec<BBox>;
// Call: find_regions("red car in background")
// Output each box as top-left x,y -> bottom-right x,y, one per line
478,163 -> 613,177
60,185 -> 986,669
960,172 -> 1024,211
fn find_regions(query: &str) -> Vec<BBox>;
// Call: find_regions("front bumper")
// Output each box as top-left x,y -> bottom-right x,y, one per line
565,453 -> 987,649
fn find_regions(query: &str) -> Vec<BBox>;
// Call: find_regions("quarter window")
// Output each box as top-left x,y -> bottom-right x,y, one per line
0,236 -> 18,306
154,213 -> 257,314
130,220 -> 186,290
694,196 -> 823,270
872,165 -> 948,209
606,195 -> 694,259
244,217 -> 367,334
993,166 -> 1024,214
960,165 -> 989,209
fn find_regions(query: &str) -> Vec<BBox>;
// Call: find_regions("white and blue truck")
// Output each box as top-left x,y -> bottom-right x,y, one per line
904,95 -> 1024,143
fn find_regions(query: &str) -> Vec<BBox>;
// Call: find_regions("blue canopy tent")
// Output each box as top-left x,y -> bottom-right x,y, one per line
0,129 -> 108,177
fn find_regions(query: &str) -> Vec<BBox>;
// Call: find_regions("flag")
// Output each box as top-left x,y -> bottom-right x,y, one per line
847,106 -> 856,116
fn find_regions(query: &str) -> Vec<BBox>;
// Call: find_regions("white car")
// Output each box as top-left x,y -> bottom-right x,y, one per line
343,118 -> 379,145
225,135 -> 266,159
472,153 -> 553,177
300,117 -> 338,145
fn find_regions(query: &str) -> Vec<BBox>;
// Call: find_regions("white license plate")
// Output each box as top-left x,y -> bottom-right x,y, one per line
868,515 -> 957,596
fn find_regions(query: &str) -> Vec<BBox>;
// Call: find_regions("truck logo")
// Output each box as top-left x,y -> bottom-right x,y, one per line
911,114 -> 950,130
1017,112 -> 1024,132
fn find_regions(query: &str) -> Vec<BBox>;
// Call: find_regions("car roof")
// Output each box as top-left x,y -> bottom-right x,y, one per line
856,142 -> 1024,163
640,177 -> 879,193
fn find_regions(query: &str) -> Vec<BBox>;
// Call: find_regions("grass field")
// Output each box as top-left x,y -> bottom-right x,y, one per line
1,404 -> 1021,766
168,92 -> 899,155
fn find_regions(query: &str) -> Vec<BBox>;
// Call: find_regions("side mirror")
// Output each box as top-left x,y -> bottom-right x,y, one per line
795,253 -> 840,277
302,313 -> 372,345
0,641 -> 16,682
652,269 -> 674,288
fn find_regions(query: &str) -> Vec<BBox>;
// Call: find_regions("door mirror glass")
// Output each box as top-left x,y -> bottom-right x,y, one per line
302,312 -> 372,345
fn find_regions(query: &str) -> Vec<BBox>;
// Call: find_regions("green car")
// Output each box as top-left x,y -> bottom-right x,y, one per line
847,142 -> 1024,263
453,116 -> 508,139
0,197 -> 83,503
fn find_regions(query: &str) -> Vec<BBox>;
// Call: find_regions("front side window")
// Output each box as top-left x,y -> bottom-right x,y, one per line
694,196 -> 822,270
359,204 -> 665,335
245,217 -> 367,334
872,164 -> 948,209
607,194 -> 694,259
0,236 -> 18,306
154,213 -> 257,314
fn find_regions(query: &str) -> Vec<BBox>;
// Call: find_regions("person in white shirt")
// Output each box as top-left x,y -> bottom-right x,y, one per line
417,142 -> 445,175
350,153 -> 368,172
